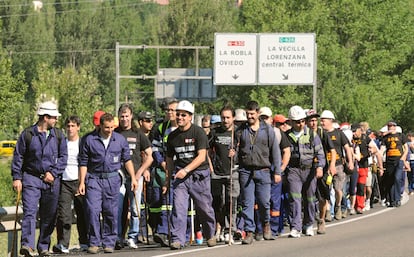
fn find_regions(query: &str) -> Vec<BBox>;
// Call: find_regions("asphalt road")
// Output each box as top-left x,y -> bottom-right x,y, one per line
62,194 -> 414,257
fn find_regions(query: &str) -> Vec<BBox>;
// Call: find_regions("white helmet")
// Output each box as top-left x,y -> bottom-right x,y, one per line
235,108 -> 247,121
176,100 -> 194,114
259,106 -> 272,117
288,105 -> 306,121
320,110 -> 335,120
37,101 -> 61,117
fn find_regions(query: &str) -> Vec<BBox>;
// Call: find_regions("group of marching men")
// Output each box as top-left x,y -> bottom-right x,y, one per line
11,98 -> 414,256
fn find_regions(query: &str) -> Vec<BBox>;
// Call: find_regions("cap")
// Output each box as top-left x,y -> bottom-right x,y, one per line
210,115 -> 221,124
138,111 -> 153,120
93,110 -> 105,126
387,120 -> 397,126
259,107 -> 272,118
340,122 -> 351,131
37,101 -> 61,117
273,114 -> 287,124
306,109 -> 320,118
351,123 -> 361,132
288,105 -> 306,121
176,100 -> 194,114
380,126 -> 387,133
159,97 -> 178,109
235,108 -> 247,121
320,110 -> 335,120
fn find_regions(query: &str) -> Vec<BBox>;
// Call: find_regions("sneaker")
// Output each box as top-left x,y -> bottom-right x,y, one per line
317,220 -> 326,235
349,208 -> 356,215
380,199 -> 387,207
127,238 -> 138,249
53,244 -> 69,254
364,200 -> 371,211
153,233 -> 169,247
304,226 -> 314,236
289,228 -> 301,238
170,241 -> 182,250
224,233 -> 234,244
38,250 -> 51,257
20,246 -> 35,257
115,240 -> 123,250
103,247 -> 114,253
255,233 -> 263,241
356,208 -> 363,214
207,237 -> 217,247
79,244 -> 89,252
234,230 -> 243,240
242,232 -> 254,245
87,246 -> 100,254
215,227 -> 222,242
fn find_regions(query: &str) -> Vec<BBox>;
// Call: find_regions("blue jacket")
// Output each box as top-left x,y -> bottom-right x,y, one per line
79,130 -> 131,173
11,124 -> 68,180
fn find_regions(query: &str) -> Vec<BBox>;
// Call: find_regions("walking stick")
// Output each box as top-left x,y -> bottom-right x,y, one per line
11,190 -> 21,257
228,127 -> 234,245
190,198 -> 195,245
143,181 -> 150,245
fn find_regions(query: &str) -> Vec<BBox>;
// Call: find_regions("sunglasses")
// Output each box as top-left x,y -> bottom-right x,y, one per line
143,119 -> 152,123
295,119 -> 305,124
176,113 -> 188,118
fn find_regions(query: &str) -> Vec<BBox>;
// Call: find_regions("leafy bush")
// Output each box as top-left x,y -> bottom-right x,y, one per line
0,158 -> 16,207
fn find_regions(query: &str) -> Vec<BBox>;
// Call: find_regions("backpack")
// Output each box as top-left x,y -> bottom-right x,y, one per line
23,126 -> 64,157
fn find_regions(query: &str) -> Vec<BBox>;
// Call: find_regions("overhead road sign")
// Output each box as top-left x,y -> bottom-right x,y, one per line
258,33 -> 316,85
214,33 -> 257,85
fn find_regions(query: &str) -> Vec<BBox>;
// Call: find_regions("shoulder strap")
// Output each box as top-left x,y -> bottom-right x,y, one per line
24,127 -> 34,155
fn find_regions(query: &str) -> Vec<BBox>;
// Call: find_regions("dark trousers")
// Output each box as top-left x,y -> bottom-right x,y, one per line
56,180 -> 88,247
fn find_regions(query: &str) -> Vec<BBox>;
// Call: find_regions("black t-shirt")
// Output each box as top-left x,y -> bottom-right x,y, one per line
382,133 -> 407,163
325,128 -> 350,166
279,130 -> 290,150
117,128 -> 151,171
353,134 -> 372,168
316,128 -> 335,166
167,124 -> 209,171
210,126 -> 233,175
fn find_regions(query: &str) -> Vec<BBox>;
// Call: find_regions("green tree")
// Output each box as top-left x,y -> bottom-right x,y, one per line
0,55 -> 28,140
238,0 -> 414,129
32,65 -> 104,134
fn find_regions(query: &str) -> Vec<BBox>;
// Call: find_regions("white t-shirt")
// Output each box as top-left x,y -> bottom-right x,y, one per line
63,139 -> 79,181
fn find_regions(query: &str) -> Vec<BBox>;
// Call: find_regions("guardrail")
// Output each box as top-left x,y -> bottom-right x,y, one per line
0,206 -> 23,257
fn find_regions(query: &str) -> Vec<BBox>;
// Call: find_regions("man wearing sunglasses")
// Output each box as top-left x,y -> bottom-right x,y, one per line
165,100 -> 216,250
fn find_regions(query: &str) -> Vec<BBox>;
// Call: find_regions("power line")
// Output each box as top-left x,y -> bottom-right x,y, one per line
8,48 -> 115,55
0,0 -> 101,8
0,2 -> 155,18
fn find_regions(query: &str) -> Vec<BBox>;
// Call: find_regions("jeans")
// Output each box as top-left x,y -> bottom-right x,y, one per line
239,168 -> 271,233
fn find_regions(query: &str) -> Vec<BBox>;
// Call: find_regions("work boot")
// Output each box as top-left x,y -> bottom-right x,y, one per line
153,233 -> 169,247
317,220 -> 326,234
207,237 -> 217,247
20,246 -> 35,257
242,232 -> 254,245
170,241 -> 182,250
334,206 -> 342,220
263,222 -> 275,240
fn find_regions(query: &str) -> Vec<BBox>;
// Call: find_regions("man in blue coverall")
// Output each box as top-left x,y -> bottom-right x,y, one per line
78,113 -> 138,254
12,101 -> 68,257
